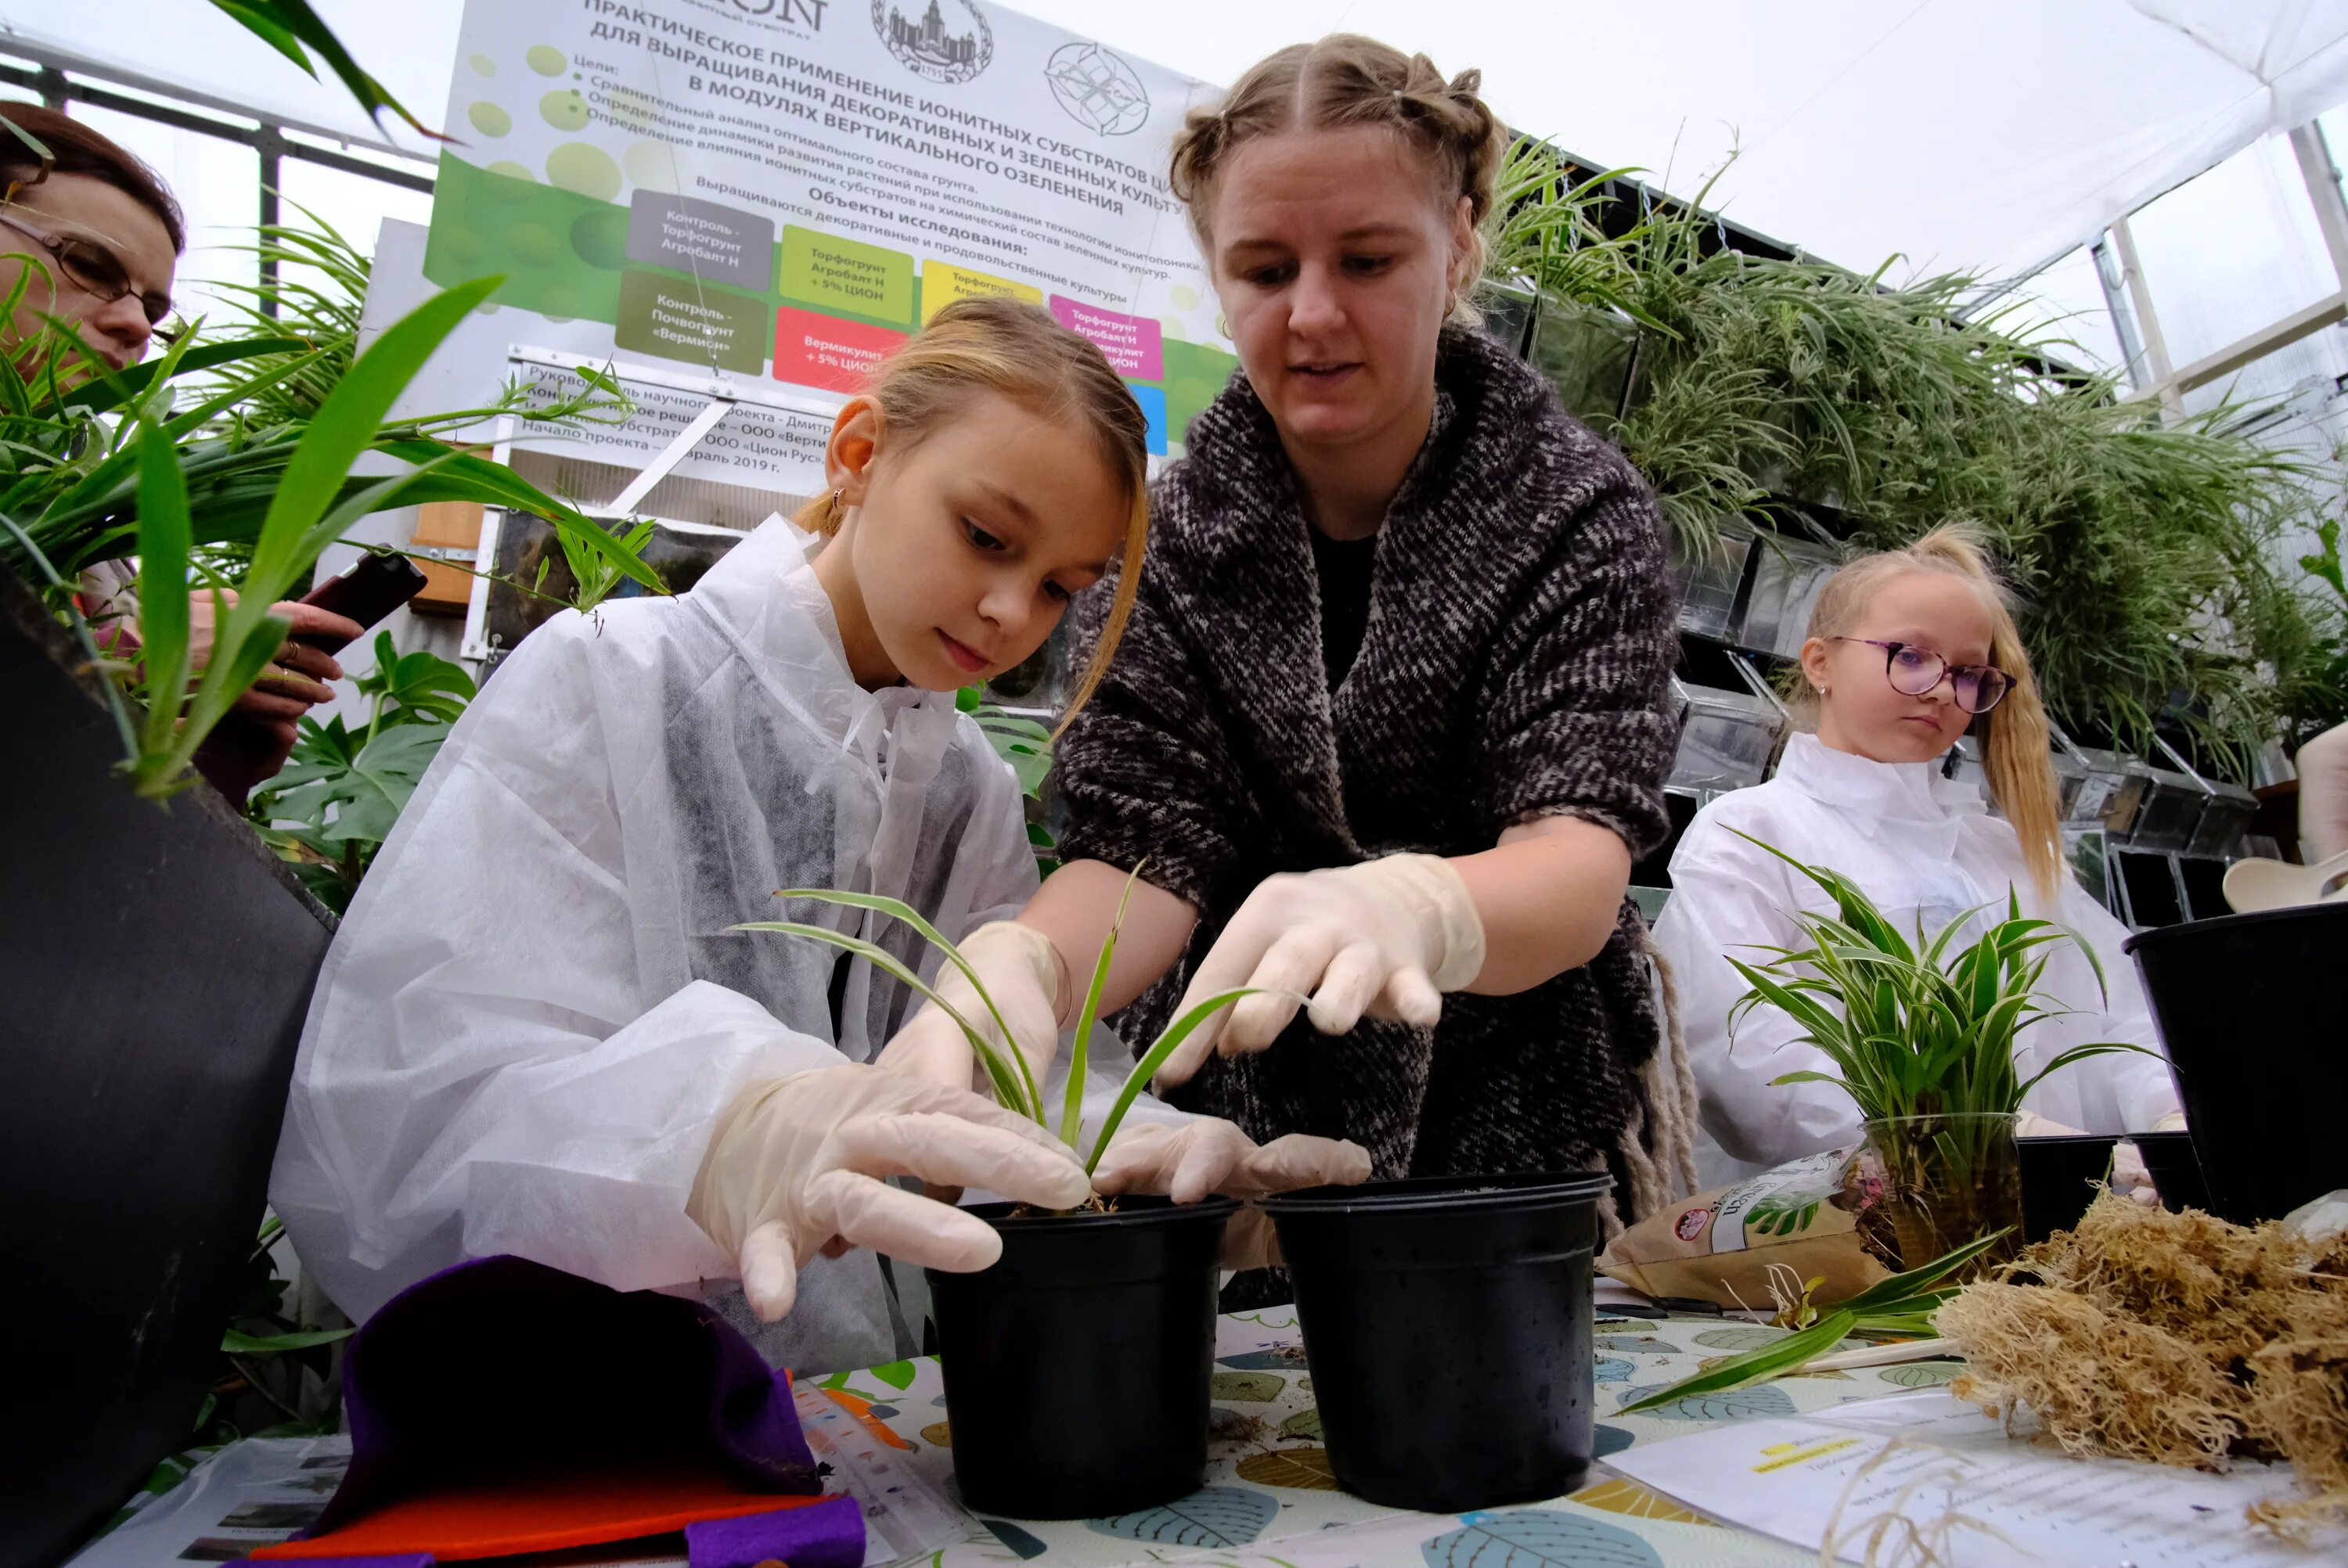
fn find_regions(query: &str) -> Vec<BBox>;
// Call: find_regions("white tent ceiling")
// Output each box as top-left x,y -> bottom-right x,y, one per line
5,0 -> 2348,284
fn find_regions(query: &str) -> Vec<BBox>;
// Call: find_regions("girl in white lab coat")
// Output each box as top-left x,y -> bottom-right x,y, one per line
271,300 -> 1364,1373
1653,524 -> 2181,1188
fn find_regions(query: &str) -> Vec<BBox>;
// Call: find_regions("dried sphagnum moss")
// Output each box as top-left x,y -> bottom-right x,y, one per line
1939,1193 -> 2348,1535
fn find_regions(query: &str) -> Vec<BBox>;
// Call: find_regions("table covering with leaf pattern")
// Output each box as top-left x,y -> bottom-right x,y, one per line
810,1308 -> 1963,1568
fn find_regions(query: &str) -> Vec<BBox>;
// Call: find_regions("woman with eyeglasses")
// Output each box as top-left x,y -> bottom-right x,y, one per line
2,104 -> 359,775
1652,523 -> 2181,1187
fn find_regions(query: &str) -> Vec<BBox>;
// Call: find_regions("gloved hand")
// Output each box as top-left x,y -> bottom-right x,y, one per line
877,921 -> 1064,1094
2114,1111 -> 2189,1207
1154,854 -> 1486,1091
2013,1111 -> 2088,1138
1092,1119 -> 1372,1203
1093,1119 -> 1371,1269
687,1063 -> 1089,1321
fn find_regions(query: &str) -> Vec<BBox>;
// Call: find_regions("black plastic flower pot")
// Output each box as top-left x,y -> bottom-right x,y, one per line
2125,901 -> 2348,1223
925,1195 -> 1235,1520
2130,1129 -> 2212,1215
2018,1134 -> 2119,1242
1262,1173 -> 1612,1513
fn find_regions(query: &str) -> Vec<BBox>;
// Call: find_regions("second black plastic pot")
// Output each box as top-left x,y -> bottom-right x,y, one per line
925,1195 -> 1234,1520
2130,1130 -> 2213,1215
2125,901 -> 2348,1223
2018,1135 -> 2119,1242
1262,1172 -> 1612,1513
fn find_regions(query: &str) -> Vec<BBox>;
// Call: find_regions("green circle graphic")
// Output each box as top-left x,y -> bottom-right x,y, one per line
528,45 -> 567,77
466,101 -> 512,138
506,221 -> 562,266
546,142 -> 621,202
539,88 -> 591,131
623,140 -> 681,192
571,207 -> 631,269
487,160 -> 536,182
469,53 -> 495,77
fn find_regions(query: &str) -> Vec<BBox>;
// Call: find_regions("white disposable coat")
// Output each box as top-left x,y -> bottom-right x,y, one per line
268,519 -> 1041,1374
1653,733 -> 2181,1189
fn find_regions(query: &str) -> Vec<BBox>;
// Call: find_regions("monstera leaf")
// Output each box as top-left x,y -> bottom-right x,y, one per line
1614,1382 -> 1798,1422
1421,1509 -> 1663,1568
1086,1487 -> 1279,1548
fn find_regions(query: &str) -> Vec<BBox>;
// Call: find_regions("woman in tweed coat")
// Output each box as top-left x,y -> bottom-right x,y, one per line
884,36 -> 1697,1257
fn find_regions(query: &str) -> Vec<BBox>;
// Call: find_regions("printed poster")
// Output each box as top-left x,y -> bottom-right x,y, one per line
422,0 -> 1241,491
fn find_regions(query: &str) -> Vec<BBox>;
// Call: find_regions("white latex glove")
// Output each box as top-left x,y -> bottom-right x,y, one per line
1154,854 -> 1486,1091
2013,1111 -> 2088,1138
1093,1120 -> 1371,1270
2114,1111 -> 2190,1207
686,1063 -> 1090,1321
877,921 -> 1064,1094
1091,1119 -> 1372,1203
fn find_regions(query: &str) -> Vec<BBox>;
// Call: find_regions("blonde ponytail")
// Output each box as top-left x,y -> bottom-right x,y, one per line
1796,523 -> 2064,902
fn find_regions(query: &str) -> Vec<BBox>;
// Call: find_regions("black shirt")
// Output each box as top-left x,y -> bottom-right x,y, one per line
1309,526 -> 1378,687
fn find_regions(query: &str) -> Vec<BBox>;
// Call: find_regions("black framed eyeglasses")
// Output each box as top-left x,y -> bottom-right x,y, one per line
1831,636 -> 2012,714
0,205 -> 178,340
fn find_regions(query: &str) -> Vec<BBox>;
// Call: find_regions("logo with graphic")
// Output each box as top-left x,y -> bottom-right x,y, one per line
872,0 -> 992,83
1674,1206 -> 1712,1242
1043,41 -> 1150,136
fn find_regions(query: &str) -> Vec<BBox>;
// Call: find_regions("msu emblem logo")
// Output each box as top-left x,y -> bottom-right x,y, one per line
872,0 -> 993,85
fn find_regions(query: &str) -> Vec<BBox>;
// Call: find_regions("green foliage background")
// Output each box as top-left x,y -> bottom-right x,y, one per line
1487,143 -> 2348,778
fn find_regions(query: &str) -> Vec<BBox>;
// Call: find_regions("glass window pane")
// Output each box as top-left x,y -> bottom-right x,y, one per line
1993,246 -> 2123,375
70,102 -> 261,331
2129,133 -> 2339,370
277,155 -> 434,262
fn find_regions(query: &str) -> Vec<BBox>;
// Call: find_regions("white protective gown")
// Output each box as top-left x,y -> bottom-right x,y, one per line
268,518 -> 1039,1374
1653,732 -> 2181,1189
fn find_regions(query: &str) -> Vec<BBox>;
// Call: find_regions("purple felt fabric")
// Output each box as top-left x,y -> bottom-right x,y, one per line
304,1256 -> 825,1541
686,1495 -> 868,1568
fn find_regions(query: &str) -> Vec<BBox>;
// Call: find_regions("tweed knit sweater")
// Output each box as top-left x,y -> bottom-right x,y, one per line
1058,325 -> 1691,1221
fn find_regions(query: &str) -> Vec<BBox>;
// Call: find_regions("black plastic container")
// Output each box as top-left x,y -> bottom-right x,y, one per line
926,1196 -> 1234,1519
1262,1173 -> 1612,1512
2018,1135 -> 2119,1242
2126,902 -> 2348,1224
2130,1129 -> 2213,1215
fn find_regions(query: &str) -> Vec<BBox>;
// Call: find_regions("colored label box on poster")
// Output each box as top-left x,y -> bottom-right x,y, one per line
1048,295 -> 1164,380
921,261 -> 1042,324
1125,380 -> 1168,456
625,191 -> 776,293
776,307 -> 908,393
780,226 -> 915,325
615,269 -> 769,375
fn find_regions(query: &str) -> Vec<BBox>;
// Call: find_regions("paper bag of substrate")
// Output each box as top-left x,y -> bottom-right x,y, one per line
1939,1192 -> 2348,1537
1600,1147 -> 1893,1309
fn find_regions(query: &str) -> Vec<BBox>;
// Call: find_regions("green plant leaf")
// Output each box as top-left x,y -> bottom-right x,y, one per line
732,919 -> 1036,1121
1833,1228 -> 2013,1312
221,1326 -> 354,1354
1615,1311 -> 1856,1414
1086,987 -> 1275,1172
207,0 -> 445,140
1064,867 -> 1142,1148
776,888 -> 1046,1120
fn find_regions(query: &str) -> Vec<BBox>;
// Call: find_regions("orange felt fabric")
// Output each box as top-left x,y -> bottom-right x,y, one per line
248,1466 -> 834,1561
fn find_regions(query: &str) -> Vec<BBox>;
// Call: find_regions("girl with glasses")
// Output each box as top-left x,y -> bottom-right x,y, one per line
1653,523 -> 2181,1186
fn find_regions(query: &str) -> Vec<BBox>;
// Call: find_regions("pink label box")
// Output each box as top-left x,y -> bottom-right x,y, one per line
1048,295 -> 1164,381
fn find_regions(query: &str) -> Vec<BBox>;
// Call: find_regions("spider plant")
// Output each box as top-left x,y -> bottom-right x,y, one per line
1727,831 -> 2152,1268
735,870 -> 1262,1178
1723,832 -> 2151,1124
0,270 -> 660,797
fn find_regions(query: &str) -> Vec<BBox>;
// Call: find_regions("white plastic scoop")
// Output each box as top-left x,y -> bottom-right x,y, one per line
2222,849 -> 2348,913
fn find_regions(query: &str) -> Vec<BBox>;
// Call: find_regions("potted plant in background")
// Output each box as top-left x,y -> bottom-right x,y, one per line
1723,833 -> 2150,1275
740,879 -> 1260,1519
